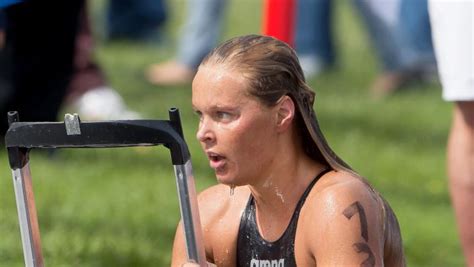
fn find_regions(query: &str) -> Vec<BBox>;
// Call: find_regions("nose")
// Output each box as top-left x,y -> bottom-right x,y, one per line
196,118 -> 215,143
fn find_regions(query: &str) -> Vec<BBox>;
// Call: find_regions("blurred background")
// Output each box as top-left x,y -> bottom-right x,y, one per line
0,0 -> 463,266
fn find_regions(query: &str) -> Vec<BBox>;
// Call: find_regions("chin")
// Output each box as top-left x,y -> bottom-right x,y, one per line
216,176 -> 249,188
215,172 -> 241,186
215,174 -> 233,185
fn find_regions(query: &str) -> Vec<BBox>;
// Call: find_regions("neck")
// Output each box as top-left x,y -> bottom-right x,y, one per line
248,135 -> 325,213
247,136 -> 326,241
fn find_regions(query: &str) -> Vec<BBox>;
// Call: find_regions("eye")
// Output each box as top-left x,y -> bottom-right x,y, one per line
193,110 -> 203,121
215,111 -> 233,121
193,110 -> 201,117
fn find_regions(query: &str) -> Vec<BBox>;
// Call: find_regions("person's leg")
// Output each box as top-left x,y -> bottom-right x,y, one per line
176,0 -> 227,69
355,0 -> 435,97
353,0 -> 415,97
0,10 -> 4,48
146,0 -> 228,86
106,0 -> 167,42
362,0 -> 435,73
353,0 -> 401,72
295,0 -> 334,79
66,2 -> 106,103
396,0 -> 436,74
1,0 -> 83,134
66,1 -> 140,120
447,101 -> 474,266
0,10 -> 11,113
429,1 -> 474,264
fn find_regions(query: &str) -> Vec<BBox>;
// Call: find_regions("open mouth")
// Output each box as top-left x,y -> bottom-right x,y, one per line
207,152 -> 226,169
209,154 -> 221,161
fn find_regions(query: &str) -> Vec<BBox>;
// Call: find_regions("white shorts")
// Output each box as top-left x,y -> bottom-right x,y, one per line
429,0 -> 474,101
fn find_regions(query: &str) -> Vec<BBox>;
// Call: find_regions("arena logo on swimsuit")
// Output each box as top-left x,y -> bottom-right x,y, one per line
250,258 -> 285,267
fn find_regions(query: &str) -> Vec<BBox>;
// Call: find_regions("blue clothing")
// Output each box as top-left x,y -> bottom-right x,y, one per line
0,0 -> 22,9
177,0 -> 228,69
295,0 -> 335,67
295,0 -> 436,73
106,0 -> 167,42
353,0 -> 402,71
396,0 -> 435,71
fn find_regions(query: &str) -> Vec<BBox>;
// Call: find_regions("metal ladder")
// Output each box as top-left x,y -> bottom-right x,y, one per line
4,108 -> 206,267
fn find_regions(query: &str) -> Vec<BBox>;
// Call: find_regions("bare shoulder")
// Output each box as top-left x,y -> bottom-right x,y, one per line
313,169 -> 377,197
197,184 -> 251,223
308,171 -> 383,233
196,184 -> 251,237
296,170 -> 398,266
305,170 -> 382,212
196,184 -> 251,265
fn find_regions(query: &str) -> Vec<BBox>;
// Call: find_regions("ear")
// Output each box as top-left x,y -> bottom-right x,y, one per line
276,95 -> 295,133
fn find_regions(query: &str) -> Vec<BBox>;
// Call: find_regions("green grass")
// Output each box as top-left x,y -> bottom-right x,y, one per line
0,1 -> 464,266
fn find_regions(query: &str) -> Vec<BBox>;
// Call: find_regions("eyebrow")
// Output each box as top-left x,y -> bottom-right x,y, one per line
210,104 -> 240,113
193,104 -> 239,113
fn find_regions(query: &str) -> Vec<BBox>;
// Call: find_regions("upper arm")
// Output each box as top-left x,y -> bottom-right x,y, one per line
171,186 -> 218,267
171,221 -> 188,267
171,184 -> 245,266
308,181 -> 385,266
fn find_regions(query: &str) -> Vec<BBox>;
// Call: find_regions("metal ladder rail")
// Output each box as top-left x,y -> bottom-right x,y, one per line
4,108 -> 206,267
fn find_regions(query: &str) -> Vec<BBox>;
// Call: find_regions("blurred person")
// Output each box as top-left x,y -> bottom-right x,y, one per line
0,0 -> 83,135
146,0 -> 228,86
105,0 -> 167,43
0,0 -> 139,135
368,0 -> 436,97
0,10 -> 4,48
65,1 -> 140,120
0,9 -> 10,111
396,0 -> 436,73
173,34 -> 406,266
294,0 -> 336,78
296,0 -> 403,79
295,0 -> 436,97
429,1 -> 474,265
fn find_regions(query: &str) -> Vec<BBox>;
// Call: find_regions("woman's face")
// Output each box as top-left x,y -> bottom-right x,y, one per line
192,64 -> 280,186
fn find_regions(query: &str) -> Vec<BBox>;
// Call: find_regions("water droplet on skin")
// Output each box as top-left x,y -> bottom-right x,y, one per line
275,187 -> 285,203
263,179 -> 272,188
230,184 -> 235,196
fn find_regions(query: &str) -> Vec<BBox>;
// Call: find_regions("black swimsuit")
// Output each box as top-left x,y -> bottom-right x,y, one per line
236,169 -> 330,267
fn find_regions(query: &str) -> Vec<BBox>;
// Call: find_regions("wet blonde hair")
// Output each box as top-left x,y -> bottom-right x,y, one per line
200,34 -> 353,173
200,36 -> 406,264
